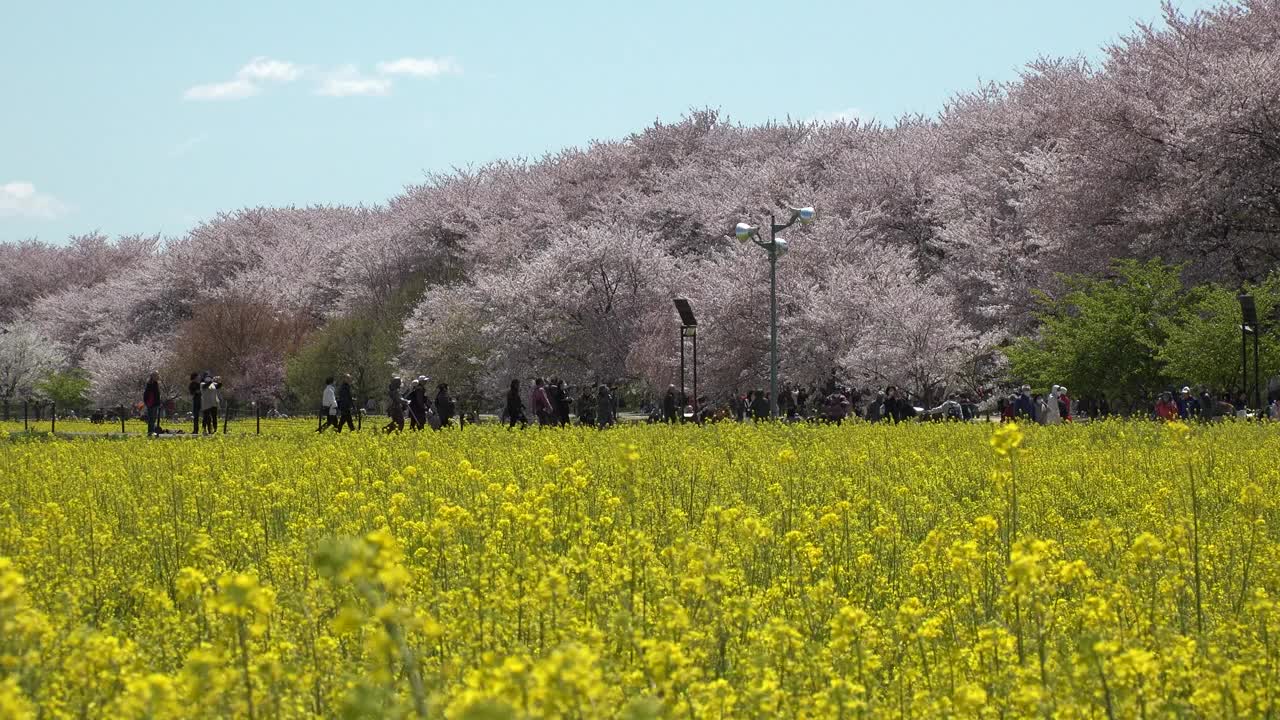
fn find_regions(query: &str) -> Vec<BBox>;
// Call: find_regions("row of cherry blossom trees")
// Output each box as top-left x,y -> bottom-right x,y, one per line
1,0 -> 1276,410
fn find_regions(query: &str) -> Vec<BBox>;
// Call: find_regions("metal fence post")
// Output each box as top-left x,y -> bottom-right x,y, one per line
255,402 -> 261,435
119,406 -> 126,434
51,402 -> 57,434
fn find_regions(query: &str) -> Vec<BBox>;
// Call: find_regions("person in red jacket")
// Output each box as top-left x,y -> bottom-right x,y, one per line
1155,392 -> 1179,421
531,378 -> 553,426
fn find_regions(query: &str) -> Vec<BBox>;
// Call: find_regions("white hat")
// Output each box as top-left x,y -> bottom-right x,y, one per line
1059,386 -> 1067,394
417,375 -> 428,382
1181,386 -> 1191,393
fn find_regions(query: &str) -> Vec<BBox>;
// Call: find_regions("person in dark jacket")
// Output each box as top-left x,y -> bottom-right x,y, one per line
383,376 -> 405,433
823,388 -> 850,424
405,376 -> 427,430
143,371 -> 162,436
336,374 -> 356,432
188,372 -> 201,434
434,383 -> 455,429
596,384 -> 615,429
506,379 -> 528,429
1013,385 -> 1037,422
780,382 -> 798,420
749,390 -> 770,421
865,390 -> 886,422
662,385 -> 679,423
886,386 -> 918,423
548,378 -> 567,427
1176,386 -> 1200,419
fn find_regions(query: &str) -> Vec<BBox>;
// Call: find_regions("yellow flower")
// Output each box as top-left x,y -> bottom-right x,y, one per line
989,422 -> 1023,456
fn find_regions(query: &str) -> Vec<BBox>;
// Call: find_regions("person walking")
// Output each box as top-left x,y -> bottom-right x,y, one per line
405,376 -> 428,430
143,371 -> 162,436
865,390 -> 886,422
383,376 -> 405,433
596,384 -> 615,429
662,385 -> 679,423
200,375 -> 221,435
549,378 -> 569,427
434,382 -> 455,429
1176,386 -> 1200,419
336,374 -> 356,432
577,387 -> 595,426
823,388 -> 850,424
531,378 -> 553,426
188,372 -> 202,434
1155,392 -> 1179,421
1014,385 -> 1037,422
1042,385 -> 1063,425
506,379 -> 528,429
780,382 -> 799,421
317,377 -> 339,433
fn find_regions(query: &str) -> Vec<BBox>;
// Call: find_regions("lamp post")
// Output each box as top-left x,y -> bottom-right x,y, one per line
735,206 -> 816,418
1239,294 -> 1260,411
673,299 -> 698,419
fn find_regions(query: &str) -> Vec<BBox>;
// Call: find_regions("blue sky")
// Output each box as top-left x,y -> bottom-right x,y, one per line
0,0 -> 1218,244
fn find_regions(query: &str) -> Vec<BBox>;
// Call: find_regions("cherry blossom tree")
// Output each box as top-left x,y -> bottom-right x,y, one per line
83,341 -> 172,410
0,322 -> 65,419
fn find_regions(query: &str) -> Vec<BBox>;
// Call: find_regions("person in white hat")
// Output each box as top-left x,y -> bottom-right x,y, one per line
1177,386 -> 1199,419
1043,385 -> 1063,425
407,376 -> 429,430
1014,384 -> 1037,421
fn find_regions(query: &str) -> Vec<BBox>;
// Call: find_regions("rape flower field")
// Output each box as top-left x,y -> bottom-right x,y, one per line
1,421 -> 1277,718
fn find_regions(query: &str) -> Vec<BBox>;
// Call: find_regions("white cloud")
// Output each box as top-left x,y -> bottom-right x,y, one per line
184,78 -> 259,101
0,181 -> 69,219
376,57 -> 461,77
183,57 -> 300,101
238,57 -> 301,82
315,65 -> 392,97
808,107 -> 870,125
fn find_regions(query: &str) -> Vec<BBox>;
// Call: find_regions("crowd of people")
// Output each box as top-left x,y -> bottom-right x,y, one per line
135,367 -> 1278,437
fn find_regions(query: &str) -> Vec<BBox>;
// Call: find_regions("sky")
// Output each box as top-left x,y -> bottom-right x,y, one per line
0,0 -> 1220,245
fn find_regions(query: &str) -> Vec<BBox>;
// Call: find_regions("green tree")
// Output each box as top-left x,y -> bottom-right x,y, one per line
1007,260 -> 1194,409
286,280 -> 425,412
36,369 -> 90,414
1159,275 -> 1280,399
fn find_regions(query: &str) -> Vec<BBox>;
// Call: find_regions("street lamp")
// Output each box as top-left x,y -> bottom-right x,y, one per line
734,205 -> 816,417
1239,294 -> 1260,411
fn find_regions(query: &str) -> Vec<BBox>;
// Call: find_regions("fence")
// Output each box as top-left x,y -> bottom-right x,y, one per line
4,399 -> 495,438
